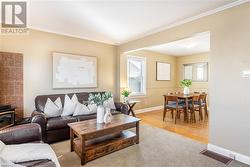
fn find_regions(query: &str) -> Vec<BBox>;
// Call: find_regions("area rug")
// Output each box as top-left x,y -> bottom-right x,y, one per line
51,124 -> 248,167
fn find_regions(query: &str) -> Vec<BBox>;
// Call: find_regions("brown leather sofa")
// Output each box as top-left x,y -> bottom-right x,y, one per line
31,92 -> 129,143
0,123 -> 56,167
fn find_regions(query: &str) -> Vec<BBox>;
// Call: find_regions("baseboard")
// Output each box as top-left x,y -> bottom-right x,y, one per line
135,105 -> 163,114
207,144 -> 250,165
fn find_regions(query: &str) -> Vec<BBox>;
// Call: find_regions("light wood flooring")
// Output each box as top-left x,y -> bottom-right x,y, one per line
137,109 -> 208,144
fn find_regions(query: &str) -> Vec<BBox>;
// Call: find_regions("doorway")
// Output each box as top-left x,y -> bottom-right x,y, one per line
120,32 -> 210,144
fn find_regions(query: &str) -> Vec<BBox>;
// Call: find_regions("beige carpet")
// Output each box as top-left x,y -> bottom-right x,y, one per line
51,124 -> 248,167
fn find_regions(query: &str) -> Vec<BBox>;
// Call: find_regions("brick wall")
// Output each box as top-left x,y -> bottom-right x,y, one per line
0,52 -> 23,119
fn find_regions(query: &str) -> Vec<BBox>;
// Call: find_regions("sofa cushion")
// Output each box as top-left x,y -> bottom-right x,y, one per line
74,111 -> 121,121
74,113 -> 97,121
47,116 -> 77,130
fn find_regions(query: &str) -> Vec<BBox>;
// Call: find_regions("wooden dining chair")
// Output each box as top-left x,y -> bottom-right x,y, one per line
163,95 -> 185,124
198,93 -> 208,119
188,95 -> 201,123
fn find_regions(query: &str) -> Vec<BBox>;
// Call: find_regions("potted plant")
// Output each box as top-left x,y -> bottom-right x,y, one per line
88,92 -> 113,123
180,79 -> 192,95
121,88 -> 131,103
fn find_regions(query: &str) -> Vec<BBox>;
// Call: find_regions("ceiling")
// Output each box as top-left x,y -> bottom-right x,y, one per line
144,32 -> 210,56
28,0 -> 239,45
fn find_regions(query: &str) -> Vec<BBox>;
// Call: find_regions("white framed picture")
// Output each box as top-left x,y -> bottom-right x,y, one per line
156,62 -> 171,81
53,52 -> 97,88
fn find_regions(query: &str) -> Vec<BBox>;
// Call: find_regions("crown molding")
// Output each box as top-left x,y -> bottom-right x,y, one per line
29,26 -> 117,45
120,0 -> 250,45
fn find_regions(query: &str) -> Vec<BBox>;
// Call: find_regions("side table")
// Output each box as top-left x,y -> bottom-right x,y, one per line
15,117 -> 31,125
0,108 -> 15,130
125,100 -> 140,117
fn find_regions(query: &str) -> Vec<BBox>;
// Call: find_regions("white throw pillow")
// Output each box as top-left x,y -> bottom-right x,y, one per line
103,98 -> 116,110
54,97 -> 62,110
71,94 -> 95,116
61,95 -> 76,116
73,103 -> 92,116
0,140 -> 5,153
71,94 -> 78,104
0,143 -> 60,167
88,103 -> 97,113
44,97 -> 62,118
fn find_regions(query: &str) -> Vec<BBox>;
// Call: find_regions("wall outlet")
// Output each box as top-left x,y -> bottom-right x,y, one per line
229,153 -> 236,160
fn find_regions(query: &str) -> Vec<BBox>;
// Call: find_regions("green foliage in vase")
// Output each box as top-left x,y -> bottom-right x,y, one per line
121,89 -> 131,97
88,92 -> 113,106
180,79 -> 192,88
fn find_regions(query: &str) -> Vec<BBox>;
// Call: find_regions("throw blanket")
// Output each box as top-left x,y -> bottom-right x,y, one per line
0,156 -> 24,167
0,143 -> 60,167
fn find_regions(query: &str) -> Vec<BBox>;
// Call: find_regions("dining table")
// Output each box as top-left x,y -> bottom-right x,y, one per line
166,93 -> 199,122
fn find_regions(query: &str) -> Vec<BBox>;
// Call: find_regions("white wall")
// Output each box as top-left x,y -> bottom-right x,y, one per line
209,6 -> 250,157
119,2 -> 250,159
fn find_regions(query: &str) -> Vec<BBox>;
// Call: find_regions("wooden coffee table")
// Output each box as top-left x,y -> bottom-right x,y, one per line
68,114 -> 140,165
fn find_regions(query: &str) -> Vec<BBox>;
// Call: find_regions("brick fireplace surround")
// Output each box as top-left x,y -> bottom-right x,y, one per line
0,52 -> 23,119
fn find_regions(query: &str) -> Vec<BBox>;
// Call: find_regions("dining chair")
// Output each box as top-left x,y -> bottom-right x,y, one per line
163,95 -> 185,124
198,93 -> 208,119
188,95 -> 201,123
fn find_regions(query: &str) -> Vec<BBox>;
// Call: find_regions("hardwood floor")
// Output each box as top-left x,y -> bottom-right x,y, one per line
137,109 -> 208,144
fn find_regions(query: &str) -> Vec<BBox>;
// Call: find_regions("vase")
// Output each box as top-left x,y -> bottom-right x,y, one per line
96,105 -> 105,123
123,96 -> 129,103
183,87 -> 190,95
104,108 -> 112,124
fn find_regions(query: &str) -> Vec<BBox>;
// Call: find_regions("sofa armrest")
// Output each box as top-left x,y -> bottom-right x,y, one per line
115,102 -> 129,115
31,110 -> 47,142
0,123 -> 42,144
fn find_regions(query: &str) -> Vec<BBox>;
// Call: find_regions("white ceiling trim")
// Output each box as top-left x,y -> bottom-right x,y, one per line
29,26 -> 113,45
120,0 -> 249,45
28,0 -> 249,45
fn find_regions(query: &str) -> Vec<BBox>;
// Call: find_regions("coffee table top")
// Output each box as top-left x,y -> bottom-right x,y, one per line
68,114 -> 140,135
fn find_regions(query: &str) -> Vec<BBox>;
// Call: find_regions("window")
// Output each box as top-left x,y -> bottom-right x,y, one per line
127,56 -> 146,96
183,62 -> 208,82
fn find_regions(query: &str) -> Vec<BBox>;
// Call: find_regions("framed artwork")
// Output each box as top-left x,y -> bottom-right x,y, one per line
53,52 -> 97,88
156,61 -> 171,81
